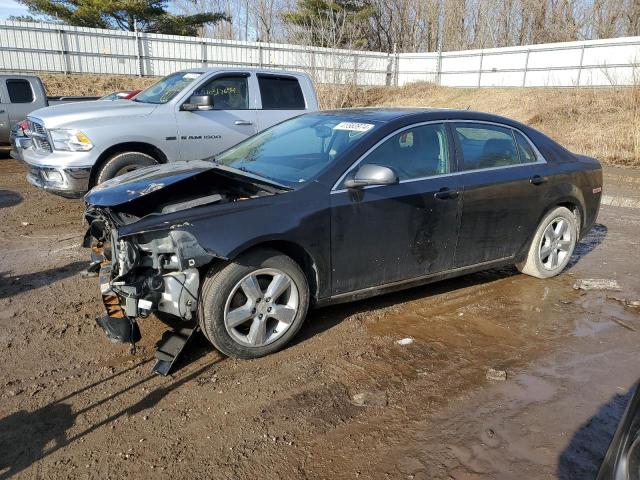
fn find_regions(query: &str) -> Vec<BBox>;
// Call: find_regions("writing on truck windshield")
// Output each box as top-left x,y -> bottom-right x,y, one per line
134,72 -> 203,104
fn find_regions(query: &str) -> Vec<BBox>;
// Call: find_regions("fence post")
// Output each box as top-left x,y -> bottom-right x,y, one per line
134,25 -> 143,76
57,27 -> 68,74
522,49 -> 530,87
577,43 -> 586,86
477,50 -> 484,87
258,44 -> 263,68
436,49 -> 442,86
332,51 -> 337,84
201,40 -> 207,68
353,53 -> 359,85
311,49 -> 317,82
393,43 -> 399,86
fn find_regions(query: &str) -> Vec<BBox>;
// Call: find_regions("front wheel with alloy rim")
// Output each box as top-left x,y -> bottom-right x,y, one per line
516,206 -> 578,279
199,249 -> 309,358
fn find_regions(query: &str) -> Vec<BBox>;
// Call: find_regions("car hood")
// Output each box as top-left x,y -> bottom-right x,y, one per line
85,160 -> 220,207
29,100 -> 157,128
85,160 -> 287,212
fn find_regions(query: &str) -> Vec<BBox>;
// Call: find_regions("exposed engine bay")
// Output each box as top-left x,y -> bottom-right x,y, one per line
83,165 -> 282,370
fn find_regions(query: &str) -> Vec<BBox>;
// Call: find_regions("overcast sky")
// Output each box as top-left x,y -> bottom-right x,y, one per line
0,0 -> 28,19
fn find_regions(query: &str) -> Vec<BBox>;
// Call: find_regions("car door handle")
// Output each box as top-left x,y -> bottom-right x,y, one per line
234,120 -> 253,126
434,187 -> 459,200
530,175 -> 546,185
0,110 -> 5,114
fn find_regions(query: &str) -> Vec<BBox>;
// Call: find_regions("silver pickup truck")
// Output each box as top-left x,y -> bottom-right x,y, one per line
22,68 -> 319,198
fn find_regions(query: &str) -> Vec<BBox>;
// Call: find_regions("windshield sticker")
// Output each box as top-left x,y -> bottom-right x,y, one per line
333,122 -> 374,132
183,73 -> 201,79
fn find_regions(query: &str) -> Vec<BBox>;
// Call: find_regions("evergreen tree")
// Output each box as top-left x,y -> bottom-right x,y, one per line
17,0 -> 230,36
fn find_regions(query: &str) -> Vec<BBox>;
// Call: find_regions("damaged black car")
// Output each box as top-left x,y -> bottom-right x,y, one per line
84,109 -> 602,368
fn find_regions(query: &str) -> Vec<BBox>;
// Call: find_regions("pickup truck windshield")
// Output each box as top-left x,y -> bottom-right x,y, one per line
134,72 -> 202,104
215,114 -> 381,187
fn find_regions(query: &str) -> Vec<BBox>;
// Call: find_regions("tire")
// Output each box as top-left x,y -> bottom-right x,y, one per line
198,249 -> 309,359
516,206 -> 578,279
95,151 -> 157,185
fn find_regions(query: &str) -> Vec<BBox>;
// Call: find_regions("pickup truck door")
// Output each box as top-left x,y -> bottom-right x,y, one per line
1,77 -> 41,142
0,96 -> 8,143
255,74 -> 308,131
176,73 -> 257,161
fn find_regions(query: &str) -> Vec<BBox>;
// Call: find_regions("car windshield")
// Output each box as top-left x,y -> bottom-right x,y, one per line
134,72 -> 202,104
215,114 -> 382,187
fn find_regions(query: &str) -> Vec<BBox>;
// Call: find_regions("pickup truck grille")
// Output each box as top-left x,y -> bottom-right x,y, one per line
27,119 -> 52,153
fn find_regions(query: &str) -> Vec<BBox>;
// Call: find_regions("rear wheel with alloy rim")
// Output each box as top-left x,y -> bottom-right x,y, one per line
199,249 -> 309,358
516,206 -> 578,278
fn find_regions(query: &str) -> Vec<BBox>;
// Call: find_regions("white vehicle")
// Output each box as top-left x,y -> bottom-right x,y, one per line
22,68 -> 319,198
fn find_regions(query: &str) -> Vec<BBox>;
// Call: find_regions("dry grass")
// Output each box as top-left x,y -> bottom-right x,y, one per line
41,74 -> 639,166
40,73 -> 156,97
319,82 -> 640,167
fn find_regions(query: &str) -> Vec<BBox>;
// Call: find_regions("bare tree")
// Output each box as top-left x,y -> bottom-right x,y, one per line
175,0 -> 638,53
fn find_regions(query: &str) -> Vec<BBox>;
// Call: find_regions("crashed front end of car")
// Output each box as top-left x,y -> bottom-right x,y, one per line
81,160 -> 285,373
84,206 -> 205,347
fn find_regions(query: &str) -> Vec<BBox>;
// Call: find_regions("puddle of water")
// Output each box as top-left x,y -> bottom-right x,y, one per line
365,270 -> 580,352
573,294 -> 640,337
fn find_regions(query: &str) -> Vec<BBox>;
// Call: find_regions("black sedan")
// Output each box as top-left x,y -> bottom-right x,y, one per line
84,108 -> 602,360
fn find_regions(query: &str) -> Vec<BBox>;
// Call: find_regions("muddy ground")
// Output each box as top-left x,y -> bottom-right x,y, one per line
0,152 -> 639,479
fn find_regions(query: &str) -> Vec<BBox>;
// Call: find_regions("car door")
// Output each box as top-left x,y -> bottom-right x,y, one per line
330,122 -> 462,295
0,86 -> 8,142
255,74 -> 307,131
176,73 -> 257,161
451,121 -> 552,268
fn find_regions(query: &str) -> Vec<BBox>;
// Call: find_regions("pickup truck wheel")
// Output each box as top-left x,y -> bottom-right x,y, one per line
198,249 -> 309,359
96,151 -> 157,185
516,206 -> 578,279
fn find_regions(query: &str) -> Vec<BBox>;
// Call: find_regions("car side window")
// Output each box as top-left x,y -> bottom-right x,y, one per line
6,79 -> 34,103
514,130 -> 538,163
258,76 -> 305,110
353,123 -> 450,183
454,123 -> 520,170
194,75 -> 248,110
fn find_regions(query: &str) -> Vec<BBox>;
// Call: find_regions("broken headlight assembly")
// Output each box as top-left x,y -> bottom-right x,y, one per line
109,230 -> 205,321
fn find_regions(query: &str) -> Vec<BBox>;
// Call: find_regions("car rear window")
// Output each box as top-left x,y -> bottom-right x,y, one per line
258,76 -> 305,110
6,79 -> 34,103
514,130 -> 538,163
454,123 -> 520,170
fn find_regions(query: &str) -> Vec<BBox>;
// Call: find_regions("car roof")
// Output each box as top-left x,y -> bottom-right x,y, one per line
318,107 -> 530,130
179,67 -> 310,78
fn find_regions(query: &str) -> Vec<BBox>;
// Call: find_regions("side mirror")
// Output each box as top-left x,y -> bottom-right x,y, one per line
343,164 -> 398,189
182,94 -> 214,111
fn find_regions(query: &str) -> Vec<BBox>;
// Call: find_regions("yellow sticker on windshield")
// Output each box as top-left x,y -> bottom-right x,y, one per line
333,122 -> 374,132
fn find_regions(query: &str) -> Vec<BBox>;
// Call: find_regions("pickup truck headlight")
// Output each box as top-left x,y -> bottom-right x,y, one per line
49,129 -> 94,151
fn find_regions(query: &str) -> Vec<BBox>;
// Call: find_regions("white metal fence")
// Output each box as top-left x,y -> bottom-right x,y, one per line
0,20 -> 639,87
0,20 -> 392,86
398,37 -> 640,87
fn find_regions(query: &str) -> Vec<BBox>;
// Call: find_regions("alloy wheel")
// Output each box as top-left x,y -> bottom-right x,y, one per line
223,268 -> 299,348
539,217 -> 573,270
